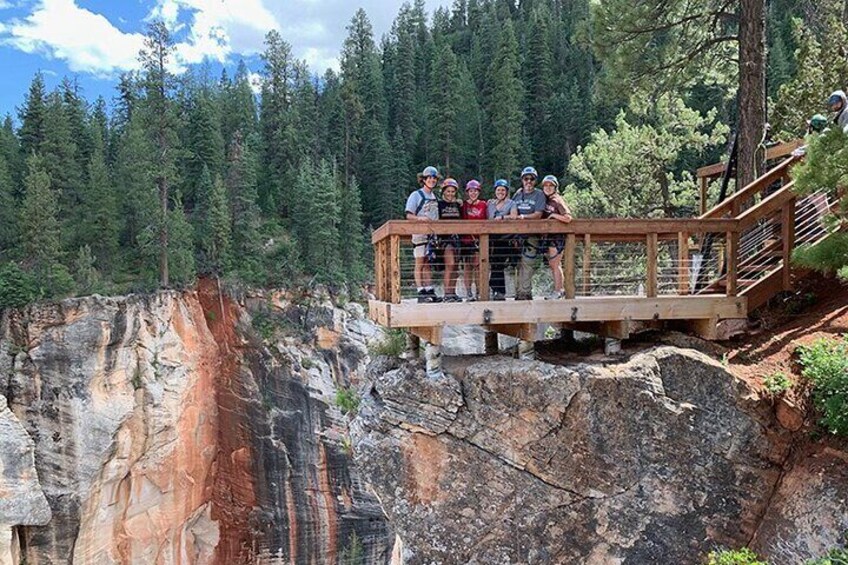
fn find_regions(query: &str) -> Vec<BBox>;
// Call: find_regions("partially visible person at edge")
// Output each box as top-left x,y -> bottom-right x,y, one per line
438,178 -> 463,302
460,179 -> 488,301
405,166 -> 441,303
540,175 -> 573,300
794,113 -> 832,159
828,90 -> 848,132
487,179 -> 517,301
513,166 -> 547,300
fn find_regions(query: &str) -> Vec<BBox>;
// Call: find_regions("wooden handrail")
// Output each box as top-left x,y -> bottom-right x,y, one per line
736,182 -> 796,231
372,218 -> 739,244
700,155 -> 798,220
696,139 -> 804,179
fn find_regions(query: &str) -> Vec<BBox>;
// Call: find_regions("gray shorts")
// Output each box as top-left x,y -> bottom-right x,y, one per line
412,234 -> 428,258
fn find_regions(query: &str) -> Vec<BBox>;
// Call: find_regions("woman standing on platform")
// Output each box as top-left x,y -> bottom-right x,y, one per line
487,179 -> 517,301
460,179 -> 488,301
540,175 -> 573,300
438,178 -> 463,302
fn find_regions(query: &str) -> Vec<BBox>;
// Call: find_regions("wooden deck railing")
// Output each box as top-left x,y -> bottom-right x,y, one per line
372,218 -> 741,304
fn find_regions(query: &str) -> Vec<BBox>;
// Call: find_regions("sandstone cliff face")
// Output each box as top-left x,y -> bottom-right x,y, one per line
0,289 -> 391,564
352,348 -> 848,564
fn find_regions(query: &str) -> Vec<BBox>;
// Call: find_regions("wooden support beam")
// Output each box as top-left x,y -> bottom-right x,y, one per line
726,231 -> 739,297
687,317 -> 719,341
699,177 -> 708,215
389,235 -> 401,304
781,198 -> 796,291
409,326 -> 443,346
484,323 -> 537,342
564,234 -> 577,299
478,234 -> 490,301
646,233 -> 658,298
678,232 -> 690,295
368,300 -> 391,326
374,240 -> 384,301
600,320 -> 632,340
582,234 -> 591,296
373,296 -> 748,328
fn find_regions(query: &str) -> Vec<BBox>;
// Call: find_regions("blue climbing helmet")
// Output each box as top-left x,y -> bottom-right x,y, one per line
810,114 -> 828,132
828,91 -> 846,108
421,165 -> 439,178
520,166 -> 538,179
493,179 -> 510,189
541,175 -> 559,189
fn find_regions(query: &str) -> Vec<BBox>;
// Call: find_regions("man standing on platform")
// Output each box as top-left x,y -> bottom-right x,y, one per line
513,166 -> 547,300
405,166 -> 442,303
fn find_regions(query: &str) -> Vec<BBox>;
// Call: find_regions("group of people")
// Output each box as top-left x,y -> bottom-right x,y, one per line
405,165 -> 573,303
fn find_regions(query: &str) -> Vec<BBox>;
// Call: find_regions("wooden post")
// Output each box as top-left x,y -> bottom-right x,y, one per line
678,232 -> 689,295
564,234 -> 577,299
582,234 -> 591,296
478,234 -> 490,301
374,241 -> 384,301
781,198 -> 796,290
389,235 -> 401,304
699,177 -> 708,215
726,231 -> 739,297
646,233 -> 658,298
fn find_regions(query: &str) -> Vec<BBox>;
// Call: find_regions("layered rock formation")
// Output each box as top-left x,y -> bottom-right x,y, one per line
0,288 -> 391,564
352,348 -> 847,564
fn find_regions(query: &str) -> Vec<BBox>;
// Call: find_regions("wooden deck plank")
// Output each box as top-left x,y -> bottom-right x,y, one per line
371,296 -> 747,328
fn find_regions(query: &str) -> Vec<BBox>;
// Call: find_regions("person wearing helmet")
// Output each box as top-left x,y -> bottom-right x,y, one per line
807,113 -> 829,135
438,178 -> 463,302
539,175 -> 573,300
828,90 -> 848,132
513,166 -> 547,300
487,179 -> 517,300
460,179 -> 488,301
405,166 -> 442,303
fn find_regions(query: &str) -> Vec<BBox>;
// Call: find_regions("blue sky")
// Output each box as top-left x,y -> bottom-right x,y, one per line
0,0 -> 450,118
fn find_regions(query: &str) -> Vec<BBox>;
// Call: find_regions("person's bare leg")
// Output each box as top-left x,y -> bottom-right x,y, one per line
549,249 -> 563,292
414,256 -> 426,288
444,247 -> 456,295
464,252 -> 479,297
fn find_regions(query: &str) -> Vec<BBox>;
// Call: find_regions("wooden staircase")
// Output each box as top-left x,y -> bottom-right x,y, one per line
696,153 -> 840,311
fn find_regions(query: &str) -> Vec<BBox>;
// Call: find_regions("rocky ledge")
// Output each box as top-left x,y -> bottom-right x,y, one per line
352,348 -> 848,564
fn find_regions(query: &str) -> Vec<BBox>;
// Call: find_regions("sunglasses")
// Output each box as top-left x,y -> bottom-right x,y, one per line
522,176 -> 536,182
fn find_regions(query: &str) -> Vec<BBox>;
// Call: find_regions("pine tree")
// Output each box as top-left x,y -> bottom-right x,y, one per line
222,60 -> 258,146
139,20 -> 180,287
78,138 -> 120,273
0,154 -> 16,255
485,19 -> 524,179
0,115 -> 22,189
293,159 -> 340,282
338,174 -> 367,282
429,40 -> 462,174
20,153 -> 72,296
195,165 -> 232,274
226,132 -> 262,275
18,73 -> 47,159
185,90 -> 225,210
525,6 -> 556,172
166,193 -> 196,286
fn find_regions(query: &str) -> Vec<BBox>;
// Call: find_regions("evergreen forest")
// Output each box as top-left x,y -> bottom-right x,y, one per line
0,0 -> 845,306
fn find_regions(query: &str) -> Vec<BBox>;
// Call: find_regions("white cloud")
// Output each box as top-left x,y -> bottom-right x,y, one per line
0,1 -> 13,9
0,0 -> 145,75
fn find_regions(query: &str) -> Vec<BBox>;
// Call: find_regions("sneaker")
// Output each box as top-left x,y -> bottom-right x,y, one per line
545,291 -> 565,300
443,293 -> 462,303
515,293 -> 533,301
425,288 -> 443,303
492,292 -> 506,301
465,293 -> 477,302
417,289 -> 430,303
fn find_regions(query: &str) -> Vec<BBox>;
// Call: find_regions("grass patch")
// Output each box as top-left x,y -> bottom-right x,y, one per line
797,335 -> 848,436
763,371 -> 791,396
706,548 -> 767,565
335,387 -> 361,415
369,328 -> 406,357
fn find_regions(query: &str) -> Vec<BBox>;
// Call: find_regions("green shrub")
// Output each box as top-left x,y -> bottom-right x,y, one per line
369,328 -> 406,357
335,387 -> 360,415
0,263 -> 39,308
806,547 -> 848,565
706,548 -> 768,565
763,371 -> 791,395
797,336 -> 848,436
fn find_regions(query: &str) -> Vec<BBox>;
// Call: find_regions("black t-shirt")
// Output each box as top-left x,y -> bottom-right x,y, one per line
438,200 -> 462,220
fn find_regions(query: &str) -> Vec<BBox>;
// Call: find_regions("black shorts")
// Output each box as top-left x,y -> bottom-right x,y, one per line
541,235 -> 565,258
459,240 -> 479,259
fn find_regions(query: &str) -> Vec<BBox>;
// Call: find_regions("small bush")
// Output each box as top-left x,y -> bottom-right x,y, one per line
335,387 -> 360,415
806,547 -> 848,565
763,371 -> 791,395
706,548 -> 768,565
251,310 -> 277,341
369,328 -> 406,357
797,336 -> 848,436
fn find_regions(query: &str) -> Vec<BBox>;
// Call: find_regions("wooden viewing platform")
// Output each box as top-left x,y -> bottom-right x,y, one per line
369,152 -> 840,348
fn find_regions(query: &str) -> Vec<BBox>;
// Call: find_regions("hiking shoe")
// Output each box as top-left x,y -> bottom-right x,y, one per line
492,292 -> 506,301
545,291 -> 565,300
425,288 -> 443,303
465,294 -> 477,302
515,293 -> 533,301
443,293 -> 462,303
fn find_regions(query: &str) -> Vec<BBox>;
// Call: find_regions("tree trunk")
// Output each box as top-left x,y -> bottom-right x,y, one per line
737,0 -> 767,190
